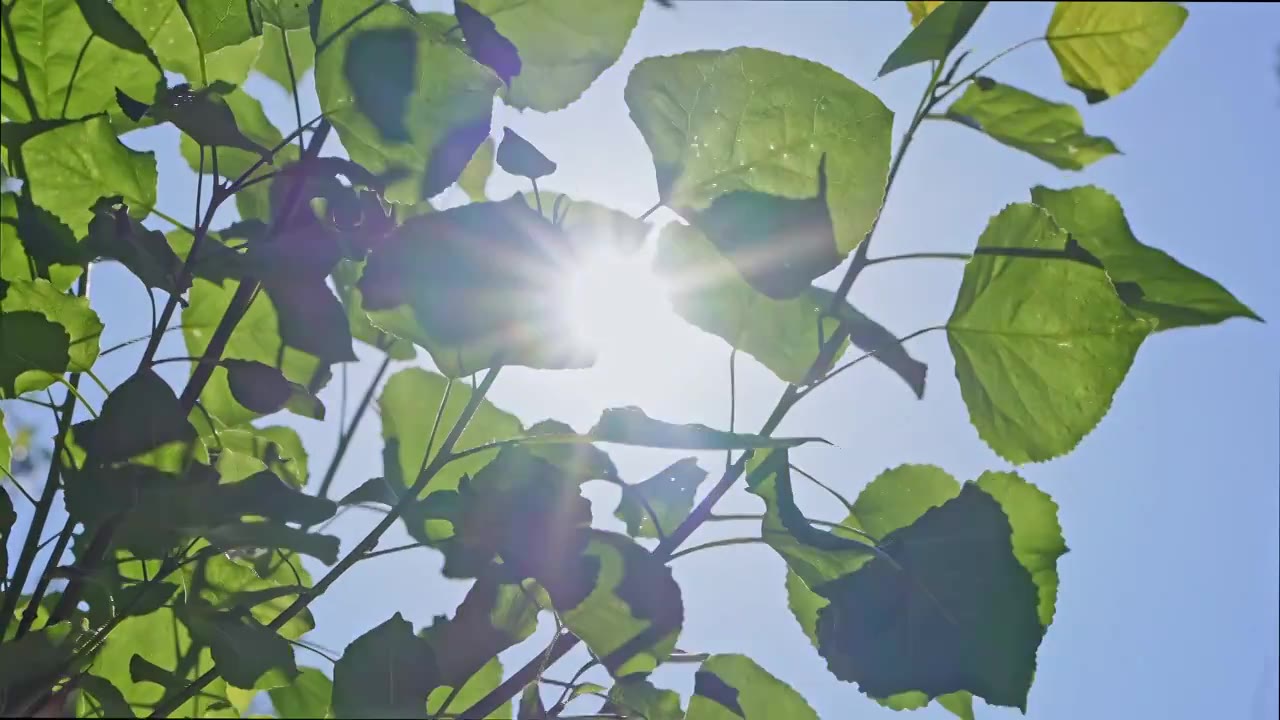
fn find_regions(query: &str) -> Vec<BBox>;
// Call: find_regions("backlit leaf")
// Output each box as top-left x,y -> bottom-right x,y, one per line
686,654 -> 818,720
73,368 -> 195,465
0,192 -> 83,291
183,0 -> 261,53
496,128 -> 556,179
627,47 -> 892,255
425,656 -> 505,719
880,1 -> 987,76
945,79 -> 1119,170
84,198 -> 185,294
179,601 -> 298,690
815,287 -> 928,398
332,260 -> 417,360
269,667 -> 332,719
1031,185 -> 1260,330
1,279 -> 102,395
590,406 -> 827,450
456,1 -> 521,86
974,471 -> 1066,627
332,613 -> 438,719
316,0 -> 500,203
466,0 -> 642,111
947,203 -> 1152,463
1046,1 -> 1187,103
112,0 -> 204,82
906,1 -> 944,27
815,484 -> 1042,710
179,88 -> 292,194
21,116 -> 158,236
457,136 -> 495,201
256,25 -> 315,93
152,83 -> 273,159
614,457 -> 707,539
608,678 -> 683,720
0,312 -> 70,398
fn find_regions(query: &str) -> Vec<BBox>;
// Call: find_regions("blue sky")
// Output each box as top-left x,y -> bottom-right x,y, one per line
6,2 -> 1278,718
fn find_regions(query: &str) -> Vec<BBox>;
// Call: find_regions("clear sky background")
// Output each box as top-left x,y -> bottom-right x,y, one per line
5,2 -> 1278,719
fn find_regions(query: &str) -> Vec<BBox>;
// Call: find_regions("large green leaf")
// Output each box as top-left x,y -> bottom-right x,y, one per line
0,278 -> 101,396
332,613 -> 439,719
626,47 -> 892,255
608,678 -> 683,720
0,0 -> 162,122
467,0 -> 643,112
1031,185 -> 1260,330
947,203 -> 1152,463
974,471 -> 1066,627
361,196 -> 591,375
179,601 -> 297,690
256,25 -> 314,93
183,0 -> 261,53
316,0 -> 500,203
879,1 -> 987,76
1046,1 -> 1187,103
945,79 -> 1119,170
216,425 -> 309,487
425,656 -> 506,720
183,276 -> 329,426
0,192 -> 83,291
178,87 -> 291,187
113,0 -> 203,82
590,406 -> 825,450
816,484 -> 1043,710
21,115 -> 157,236
379,367 -> 522,499
72,368 -> 194,464
332,260 -> 416,360
686,654 -> 818,720
614,457 -> 707,539
269,667 -> 332,719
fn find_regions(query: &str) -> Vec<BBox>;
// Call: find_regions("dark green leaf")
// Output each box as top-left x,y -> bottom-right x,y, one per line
815,288 -> 928,397
332,613 -> 439,719
691,154 -> 838,300
0,311 -> 70,398
525,419 -> 620,483
420,577 -> 538,698
496,128 -> 556,179
260,276 -> 358,365
361,196 -> 591,375
21,115 -> 158,236
1031,185 -> 1260,330
456,1 -> 521,85
0,622 -> 80,713
204,521 -> 340,564
152,82 -> 273,159
339,476 -> 398,507
615,457 -> 707,539
1,278 -> 101,388
1047,1 -> 1187,103
590,406 -> 826,450
423,116 -> 494,201
466,0 -> 642,111
947,203 -> 1153,463
626,47 -> 892,255
879,1 -> 987,76
84,198 -> 186,294
686,654 -> 818,720
77,675 -> 137,718
975,471 -> 1066,627
183,0 -> 261,53
0,0 -> 162,122
945,79 -> 1119,170
269,667 -> 332,719
179,601 -> 298,690
332,260 -> 416,360
179,88 -> 294,190
457,137 -> 495,201
609,678 -> 683,720
74,369 -> 195,465
224,359 -> 294,414
0,192 -> 84,291
316,1 -> 500,203
256,24 -> 315,93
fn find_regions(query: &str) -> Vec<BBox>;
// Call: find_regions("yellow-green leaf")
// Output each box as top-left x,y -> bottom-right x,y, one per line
1047,1 -> 1187,103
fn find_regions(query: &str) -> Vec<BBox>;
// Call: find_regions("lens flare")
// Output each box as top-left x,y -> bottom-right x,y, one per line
561,244 -> 679,362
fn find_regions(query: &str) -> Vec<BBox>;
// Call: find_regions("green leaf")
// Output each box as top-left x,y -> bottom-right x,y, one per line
332,613 -> 439,719
0,0 -> 162,122
1030,185 -> 1260,330
815,484 -> 1043,710
1,278 -> 102,396
206,34 -> 268,86
815,287 -> 928,398
879,1 -> 987,76
975,471 -> 1067,627
466,0 -> 642,111
361,196 -> 591,375
316,0 -> 500,203
947,203 -> 1152,463
256,24 -> 315,93
183,0 -> 261,53
1047,1 -> 1187,103
615,457 -> 707,539
332,260 -> 416,360
21,115 -> 158,236
83,198 -> 186,294
339,476 -> 397,507
905,1 -> 945,27
151,83 -> 272,159
425,657 -> 505,719
850,463 -> 961,538
179,88 -> 293,191
256,0 -> 312,29
224,359 -> 295,414
535,192 -> 650,255
112,0 -> 204,82
746,451 -> 872,590
457,136 -> 495,201
269,667 -> 332,719
945,79 -> 1119,170
179,601 -> 298,690
626,47 -> 892,255
76,675 -> 137,718
73,369 -> 195,465
525,418 -> 620,484
217,425 -> 309,487
183,276 -> 330,426
496,128 -> 556,179
0,622 -> 81,712
517,682 -> 547,719
590,406 -> 826,450
686,654 -> 818,720
455,1 -> 521,86
0,192 -> 84,291
609,678 -> 683,720
691,154 -> 838,301
379,367 -> 522,500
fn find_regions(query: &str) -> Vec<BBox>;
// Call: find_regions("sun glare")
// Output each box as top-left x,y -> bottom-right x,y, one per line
561,244 -> 682,366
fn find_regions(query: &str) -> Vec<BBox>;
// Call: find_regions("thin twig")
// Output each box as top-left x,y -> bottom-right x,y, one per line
314,355 -> 393,502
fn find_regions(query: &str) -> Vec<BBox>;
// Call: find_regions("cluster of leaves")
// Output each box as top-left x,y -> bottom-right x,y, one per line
0,1 -> 1258,719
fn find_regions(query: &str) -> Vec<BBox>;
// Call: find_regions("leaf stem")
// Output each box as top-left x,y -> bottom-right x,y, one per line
13,516 -> 74,639
800,326 -> 943,397
667,537 -> 766,562
864,251 -> 972,266
932,36 -> 1044,105
147,367 -> 504,718
0,273 -> 87,644
313,355 -> 393,502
